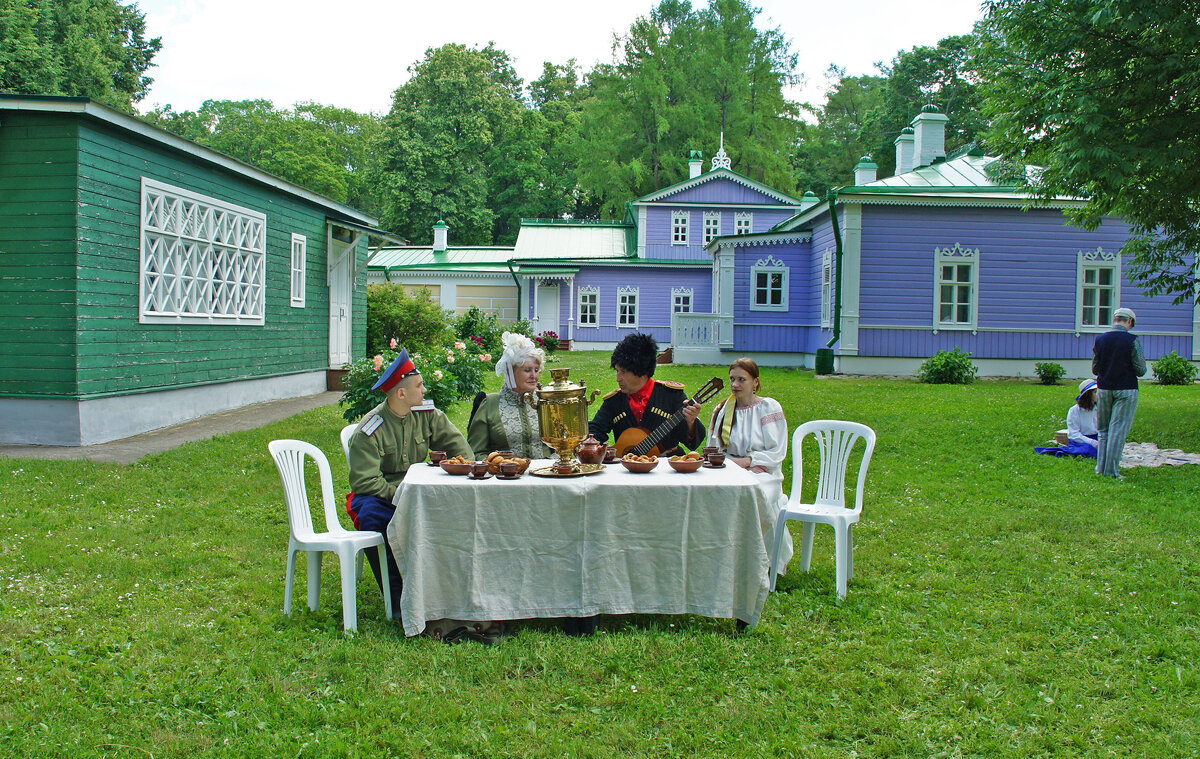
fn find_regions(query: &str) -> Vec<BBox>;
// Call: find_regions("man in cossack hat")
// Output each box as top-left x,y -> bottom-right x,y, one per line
346,348 -> 472,614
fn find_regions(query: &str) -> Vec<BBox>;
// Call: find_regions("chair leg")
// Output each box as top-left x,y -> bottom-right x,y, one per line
376,545 -> 393,620
846,524 -> 854,581
800,522 -> 816,573
356,552 -> 365,581
834,525 -> 849,600
307,551 -> 323,611
769,513 -> 788,592
338,549 -> 358,632
284,547 -> 298,616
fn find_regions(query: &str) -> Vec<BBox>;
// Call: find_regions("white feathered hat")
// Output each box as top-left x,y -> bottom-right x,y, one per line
495,331 -> 546,389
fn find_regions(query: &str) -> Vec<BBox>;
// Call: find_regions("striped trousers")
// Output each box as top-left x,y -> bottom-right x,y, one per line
1096,388 -> 1138,478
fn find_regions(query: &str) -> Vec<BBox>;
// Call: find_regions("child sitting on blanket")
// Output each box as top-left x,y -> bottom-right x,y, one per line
1035,379 -> 1099,459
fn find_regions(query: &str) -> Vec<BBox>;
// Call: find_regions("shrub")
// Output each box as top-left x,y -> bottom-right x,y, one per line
1152,351 -> 1198,385
917,348 -> 979,384
365,284 -> 453,358
339,342 -> 495,423
453,306 -> 503,356
1034,362 -> 1067,385
535,330 -> 560,353
506,319 -> 533,338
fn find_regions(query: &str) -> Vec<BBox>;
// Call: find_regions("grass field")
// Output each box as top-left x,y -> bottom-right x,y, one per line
2,353 -> 1198,757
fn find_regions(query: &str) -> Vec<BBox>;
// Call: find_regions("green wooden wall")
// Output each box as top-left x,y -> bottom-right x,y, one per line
0,112 -> 80,398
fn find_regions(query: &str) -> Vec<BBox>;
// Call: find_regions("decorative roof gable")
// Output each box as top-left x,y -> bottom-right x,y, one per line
634,168 -> 801,206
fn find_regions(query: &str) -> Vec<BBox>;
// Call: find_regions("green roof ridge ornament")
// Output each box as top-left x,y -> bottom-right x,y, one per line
855,154 -> 878,168
921,103 -> 940,113
689,149 -> 702,160
711,133 -> 731,171
433,220 -> 447,228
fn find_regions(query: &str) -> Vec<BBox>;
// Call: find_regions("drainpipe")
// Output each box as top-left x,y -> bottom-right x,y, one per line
506,260 -> 522,318
815,190 -> 843,374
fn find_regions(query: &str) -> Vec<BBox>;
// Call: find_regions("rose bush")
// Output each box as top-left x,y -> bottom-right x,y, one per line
339,341 -> 496,423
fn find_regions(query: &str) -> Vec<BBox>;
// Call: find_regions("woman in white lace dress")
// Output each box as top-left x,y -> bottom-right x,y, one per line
468,332 -> 550,459
709,358 -> 793,574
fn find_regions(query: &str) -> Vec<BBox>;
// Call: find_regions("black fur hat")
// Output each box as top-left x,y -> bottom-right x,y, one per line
610,332 -> 658,377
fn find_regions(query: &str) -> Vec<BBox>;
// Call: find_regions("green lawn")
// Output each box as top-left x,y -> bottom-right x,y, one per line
2,353 -> 1197,757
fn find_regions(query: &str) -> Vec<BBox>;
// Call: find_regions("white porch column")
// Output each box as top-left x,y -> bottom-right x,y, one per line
531,278 -> 540,328
839,204 -> 862,356
567,276 -> 575,343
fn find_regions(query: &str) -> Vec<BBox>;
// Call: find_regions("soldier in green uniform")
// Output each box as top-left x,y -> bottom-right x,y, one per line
346,348 -> 472,618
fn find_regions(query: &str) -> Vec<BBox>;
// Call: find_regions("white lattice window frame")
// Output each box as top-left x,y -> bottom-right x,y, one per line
618,286 -> 639,328
735,212 -> 753,235
578,286 -> 599,326
672,287 -> 694,314
821,248 -> 834,328
290,233 -> 306,308
139,177 -> 266,325
750,255 -> 788,312
1076,248 -> 1121,332
671,211 -> 690,245
703,212 -> 721,244
933,243 -> 979,331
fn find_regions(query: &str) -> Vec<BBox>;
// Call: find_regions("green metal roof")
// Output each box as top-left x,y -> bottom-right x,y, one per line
633,167 -> 803,206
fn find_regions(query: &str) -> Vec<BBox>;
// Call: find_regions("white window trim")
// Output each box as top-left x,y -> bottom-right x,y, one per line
821,248 -> 834,328
750,255 -> 789,312
671,211 -> 690,245
703,212 -> 721,244
735,211 -> 753,235
290,233 -> 306,308
139,177 -> 266,325
933,243 -> 979,331
1076,248 -> 1121,333
672,287 -> 694,313
577,285 -> 599,327
617,286 -> 639,328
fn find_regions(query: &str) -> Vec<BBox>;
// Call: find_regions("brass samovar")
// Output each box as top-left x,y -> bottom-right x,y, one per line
525,368 -> 599,472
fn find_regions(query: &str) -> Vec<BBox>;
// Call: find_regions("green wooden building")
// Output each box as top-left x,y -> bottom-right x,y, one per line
0,95 -> 395,446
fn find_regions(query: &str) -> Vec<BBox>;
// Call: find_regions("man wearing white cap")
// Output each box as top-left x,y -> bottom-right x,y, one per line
1091,307 -> 1146,478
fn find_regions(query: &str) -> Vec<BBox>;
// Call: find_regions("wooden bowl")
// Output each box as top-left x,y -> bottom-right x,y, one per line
439,460 -> 473,476
667,458 -> 704,473
620,458 -> 659,473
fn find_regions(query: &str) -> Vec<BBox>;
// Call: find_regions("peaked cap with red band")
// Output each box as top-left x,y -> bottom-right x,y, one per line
372,348 -> 421,393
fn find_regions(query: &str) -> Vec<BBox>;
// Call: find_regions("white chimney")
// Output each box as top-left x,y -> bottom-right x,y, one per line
688,150 -> 703,179
432,220 -> 448,253
799,190 -> 820,212
911,104 -> 949,169
894,127 -> 915,175
853,155 -> 878,185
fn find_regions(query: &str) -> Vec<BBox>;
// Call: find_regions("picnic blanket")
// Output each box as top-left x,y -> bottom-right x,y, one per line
1034,441 -> 1200,468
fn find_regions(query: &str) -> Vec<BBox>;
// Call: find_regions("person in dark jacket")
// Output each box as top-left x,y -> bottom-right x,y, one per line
1091,307 -> 1146,478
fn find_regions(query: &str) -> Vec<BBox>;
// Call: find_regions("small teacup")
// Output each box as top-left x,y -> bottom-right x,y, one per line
499,461 -> 518,477
706,452 -> 726,467
429,451 -> 447,464
556,463 -> 575,475
702,445 -> 719,457
470,462 -> 489,478
604,446 -> 618,463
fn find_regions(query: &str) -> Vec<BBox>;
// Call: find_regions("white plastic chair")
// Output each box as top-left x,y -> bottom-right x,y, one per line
770,420 -> 877,599
340,423 -> 367,581
269,439 -> 392,632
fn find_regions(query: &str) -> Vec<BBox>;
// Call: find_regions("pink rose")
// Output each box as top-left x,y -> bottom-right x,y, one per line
433,369 -> 443,380
389,338 -> 398,349
446,355 -> 455,364
482,353 -> 492,362
454,341 -> 466,351
372,355 -> 384,371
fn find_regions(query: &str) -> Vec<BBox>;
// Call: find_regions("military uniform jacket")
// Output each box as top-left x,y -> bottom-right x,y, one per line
348,400 -> 472,500
588,381 -> 705,455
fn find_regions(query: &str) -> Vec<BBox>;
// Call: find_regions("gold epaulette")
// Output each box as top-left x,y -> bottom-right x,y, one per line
603,388 -> 621,400
659,380 -> 686,390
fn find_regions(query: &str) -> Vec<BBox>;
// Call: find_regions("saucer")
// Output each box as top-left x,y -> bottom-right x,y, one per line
702,462 -> 726,469
495,473 -> 521,480
468,473 -> 493,480
427,461 -> 442,467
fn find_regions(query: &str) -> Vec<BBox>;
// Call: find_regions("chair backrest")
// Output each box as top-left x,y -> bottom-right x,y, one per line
268,439 -> 343,538
340,423 -> 358,469
790,420 -> 877,514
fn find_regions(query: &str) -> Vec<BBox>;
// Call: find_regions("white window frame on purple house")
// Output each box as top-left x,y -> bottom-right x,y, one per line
618,286 -> 639,328
672,211 -> 690,245
703,212 -> 721,244
672,287 -> 694,313
933,243 -> 979,331
750,256 -> 788,312
735,212 -> 753,235
1076,248 -> 1121,332
578,286 -> 599,326
821,248 -> 834,328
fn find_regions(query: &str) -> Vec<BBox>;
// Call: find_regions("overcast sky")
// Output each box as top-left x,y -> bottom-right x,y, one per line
133,0 -> 985,116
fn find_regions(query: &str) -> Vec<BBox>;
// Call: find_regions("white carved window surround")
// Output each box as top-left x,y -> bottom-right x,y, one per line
672,211 -> 690,245
290,233 -> 306,308
578,286 -> 599,326
934,243 -> 979,330
139,177 -> 266,325
821,248 -> 834,328
735,212 -> 753,235
618,286 -> 639,328
703,212 -> 721,244
672,287 -> 694,313
750,255 -> 788,311
1077,248 -> 1120,332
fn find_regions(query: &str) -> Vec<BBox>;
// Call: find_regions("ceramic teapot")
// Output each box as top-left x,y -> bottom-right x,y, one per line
576,434 -> 606,465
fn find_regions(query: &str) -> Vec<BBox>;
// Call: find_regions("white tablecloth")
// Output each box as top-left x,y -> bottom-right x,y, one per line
388,459 -> 775,636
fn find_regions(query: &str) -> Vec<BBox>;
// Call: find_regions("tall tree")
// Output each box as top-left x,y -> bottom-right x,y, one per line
977,0 -> 1200,303
0,0 -> 160,110
791,68 -> 885,195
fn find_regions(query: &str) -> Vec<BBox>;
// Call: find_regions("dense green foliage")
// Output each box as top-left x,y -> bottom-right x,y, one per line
1034,361 -> 1067,385
1152,351 -> 1198,386
146,99 -> 381,212
339,341 -> 492,421
364,284 -> 454,358
0,0 -> 160,109
3,357 -> 1198,755
917,347 -> 980,384
976,0 -> 1200,303
453,306 -> 505,357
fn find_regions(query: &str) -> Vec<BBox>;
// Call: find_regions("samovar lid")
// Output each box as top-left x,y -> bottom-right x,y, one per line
537,367 -> 587,399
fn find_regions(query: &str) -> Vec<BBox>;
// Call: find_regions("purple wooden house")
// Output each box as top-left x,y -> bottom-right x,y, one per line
671,106 -> 1199,377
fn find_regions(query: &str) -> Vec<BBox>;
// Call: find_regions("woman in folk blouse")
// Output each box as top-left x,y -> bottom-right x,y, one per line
709,357 -> 793,574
